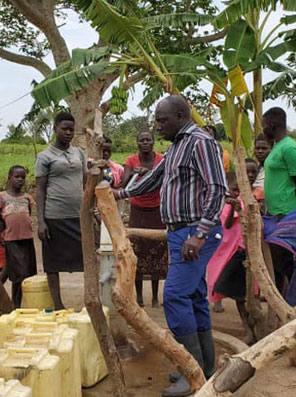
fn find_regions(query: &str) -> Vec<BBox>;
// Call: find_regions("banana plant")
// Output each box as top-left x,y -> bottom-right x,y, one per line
214,0 -> 296,134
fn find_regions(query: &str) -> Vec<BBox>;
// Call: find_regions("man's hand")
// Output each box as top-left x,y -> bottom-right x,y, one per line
226,197 -> 241,212
182,235 -> 205,261
134,166 -> 149,176
38,221 -> 50,241
113,189 -> 121,201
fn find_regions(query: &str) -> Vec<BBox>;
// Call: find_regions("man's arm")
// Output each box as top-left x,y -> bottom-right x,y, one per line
193,138 -> 228,233
116,158 -> 166,200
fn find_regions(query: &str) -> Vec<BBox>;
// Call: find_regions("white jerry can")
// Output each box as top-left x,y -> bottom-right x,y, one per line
4,323 -> 81,397
0,348 -> 61,397
0,377 -> 32,397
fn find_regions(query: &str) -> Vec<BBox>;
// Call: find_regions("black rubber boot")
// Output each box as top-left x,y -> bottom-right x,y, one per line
162,333 -> 203,396
197,330 -> 215,379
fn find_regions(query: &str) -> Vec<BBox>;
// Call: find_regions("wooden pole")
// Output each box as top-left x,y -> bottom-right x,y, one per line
125,227 -> 167,241
96,180 -> 206,393
80,109 -> 126,397
195,318 -> 296,396
234,147 -> 296,324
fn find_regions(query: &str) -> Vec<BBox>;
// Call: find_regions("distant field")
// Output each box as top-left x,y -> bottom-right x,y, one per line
0,141 -> 171,190
0,140 -> 232,190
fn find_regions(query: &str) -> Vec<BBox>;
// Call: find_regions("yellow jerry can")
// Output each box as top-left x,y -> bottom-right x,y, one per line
4,325 -> 81,397
0,310 -> 44,347
0,377 -> 32,397
67,307 -> 109,387
21,276 -> 54,310
0,348 -> 61,397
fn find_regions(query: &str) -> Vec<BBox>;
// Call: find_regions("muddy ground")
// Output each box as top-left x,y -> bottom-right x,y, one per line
3,234 -> 296,397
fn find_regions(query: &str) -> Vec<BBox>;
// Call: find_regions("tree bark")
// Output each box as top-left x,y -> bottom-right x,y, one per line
125,227 -> 167,241
253,68 -> 263,135
234,147 -> 296,324
10,0 -> 71,65
80,109 -> 126,397
96,181 -> 206,393
0,48 -> 52,77
195,318 -> 296,396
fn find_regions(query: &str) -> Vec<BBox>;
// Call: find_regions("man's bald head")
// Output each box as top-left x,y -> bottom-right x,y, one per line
155,96 -> 192,141
157,95 -> 191,118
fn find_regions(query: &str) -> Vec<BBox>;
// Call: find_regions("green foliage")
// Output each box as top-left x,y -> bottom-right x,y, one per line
223,20 -> 256,70
0,0 -> 49,58
32,47 -> 116,108
214,0 -> 296,29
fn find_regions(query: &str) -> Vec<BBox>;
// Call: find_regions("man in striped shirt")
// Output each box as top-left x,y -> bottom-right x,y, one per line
116,96 -> 227,396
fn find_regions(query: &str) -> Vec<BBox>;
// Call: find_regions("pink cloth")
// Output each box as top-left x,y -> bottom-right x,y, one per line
109,160 -> 123,188
207,202 -> 244,303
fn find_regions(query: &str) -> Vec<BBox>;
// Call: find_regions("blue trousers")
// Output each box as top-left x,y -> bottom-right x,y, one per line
164,226 -> 223,337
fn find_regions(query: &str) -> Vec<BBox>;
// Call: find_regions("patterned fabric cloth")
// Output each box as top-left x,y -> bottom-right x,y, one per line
118,121 -> 227,234
263,209 -> 296,255
129,205 -> 168,280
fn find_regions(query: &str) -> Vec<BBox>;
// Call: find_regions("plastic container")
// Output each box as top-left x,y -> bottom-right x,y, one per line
4,325 -> 81,397
0,377 -> 32,396
0,310 -> 50,347
67,307 -> 109,387
21,276 -> 54,310
0,348 -> 61,397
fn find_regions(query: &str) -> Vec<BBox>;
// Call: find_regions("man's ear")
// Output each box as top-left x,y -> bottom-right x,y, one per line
176,111 -> 184,120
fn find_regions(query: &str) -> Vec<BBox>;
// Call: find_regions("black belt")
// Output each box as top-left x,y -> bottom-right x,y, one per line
167,220 -> 221,232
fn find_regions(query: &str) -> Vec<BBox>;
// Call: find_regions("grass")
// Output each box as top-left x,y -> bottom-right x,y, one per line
0,140 -> 232,190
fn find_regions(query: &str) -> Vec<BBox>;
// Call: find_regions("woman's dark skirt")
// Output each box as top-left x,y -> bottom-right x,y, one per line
129,205 -> 168,280
42,218 -> 83,273
5,239 -> 37,283
214,249 -> 246,300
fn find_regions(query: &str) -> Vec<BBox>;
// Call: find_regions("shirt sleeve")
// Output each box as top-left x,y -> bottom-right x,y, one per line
26,193 -> 35,207
192,138 -> 228,234
283,145 -> 296,176
35,153 -> 49,178
78,148 -> 88,174
117,158 -> 166,200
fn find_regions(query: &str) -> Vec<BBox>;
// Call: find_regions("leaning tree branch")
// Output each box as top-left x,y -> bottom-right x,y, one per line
96,183 -> 206,393
80,109 -> 126,397
195,318 -> 296,396
9,0 -> 71,65
0,47 -> 52,77
234,147 -> 296,324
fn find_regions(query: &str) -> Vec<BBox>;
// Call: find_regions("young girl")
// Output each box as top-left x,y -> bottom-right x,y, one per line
207,172 -> 243,311
0,166 -> 37,308
210,161 -> 262,344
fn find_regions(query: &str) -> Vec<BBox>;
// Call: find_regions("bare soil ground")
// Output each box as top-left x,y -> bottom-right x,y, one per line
3,235 -> 296,397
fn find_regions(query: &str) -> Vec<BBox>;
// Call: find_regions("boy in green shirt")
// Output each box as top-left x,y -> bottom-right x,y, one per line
263,107 -> 296,305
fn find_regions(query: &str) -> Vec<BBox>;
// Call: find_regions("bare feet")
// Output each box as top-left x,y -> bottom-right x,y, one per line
152,299 -> 160,308
213,301 -> 224,313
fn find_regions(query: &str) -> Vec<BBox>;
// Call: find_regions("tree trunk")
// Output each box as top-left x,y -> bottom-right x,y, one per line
253,68 -> 263,136
261,238 -> 279,333
80,109 -> 126,397
195,318 -> 296,396
96,181 -> 206,393
234,148 -> 296,324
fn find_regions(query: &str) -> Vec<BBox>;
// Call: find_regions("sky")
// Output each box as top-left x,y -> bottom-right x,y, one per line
0,1 -> 295,140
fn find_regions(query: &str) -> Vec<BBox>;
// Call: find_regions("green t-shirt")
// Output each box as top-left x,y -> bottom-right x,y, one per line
264,136 -> 296,215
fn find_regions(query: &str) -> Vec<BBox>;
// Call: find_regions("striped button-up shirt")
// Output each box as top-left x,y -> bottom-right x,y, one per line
118,121 -> 228,234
